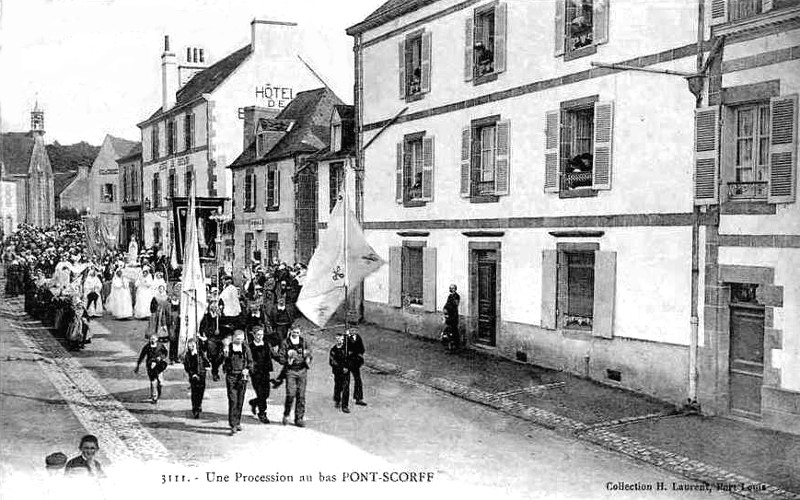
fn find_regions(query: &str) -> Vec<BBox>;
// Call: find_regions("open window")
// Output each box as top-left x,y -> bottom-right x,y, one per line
697,95 -> 797,206
399,30 -> 431,100
152,173 -> 161,208
184,113 -> 194,150
166,119 -> 176,156
465,3 -> 507,84
244,167 -> 256,211
101,183 -> 115,203
461,117 -> 510,201
710,0 -> 775,25
396,133 -> 434,205
554,0 -> 609,59
544,99 -> 613,195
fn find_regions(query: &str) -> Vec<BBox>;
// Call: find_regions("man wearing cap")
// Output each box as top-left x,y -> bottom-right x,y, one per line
223,330 -> 252,435
329,331 -> 350,413
247,327 -> 273,423
278,328 -> 312,427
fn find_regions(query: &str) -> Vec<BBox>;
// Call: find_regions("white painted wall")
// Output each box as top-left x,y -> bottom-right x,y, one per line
361,0 -> 698,125
363,225 -> 693,344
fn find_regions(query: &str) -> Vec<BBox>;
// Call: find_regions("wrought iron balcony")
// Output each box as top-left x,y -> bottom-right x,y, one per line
561,171 -> 593,191
727,181 -> 767,201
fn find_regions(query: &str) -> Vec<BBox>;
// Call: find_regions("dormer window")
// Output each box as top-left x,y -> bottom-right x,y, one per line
257,132 -> 267,157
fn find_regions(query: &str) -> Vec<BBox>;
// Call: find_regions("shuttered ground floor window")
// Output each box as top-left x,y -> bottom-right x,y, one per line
402,246 -> 424,305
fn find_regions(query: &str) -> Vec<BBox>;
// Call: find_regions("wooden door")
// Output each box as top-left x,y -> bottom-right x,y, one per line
476,251 -> 497,346
729,302 -> 765,417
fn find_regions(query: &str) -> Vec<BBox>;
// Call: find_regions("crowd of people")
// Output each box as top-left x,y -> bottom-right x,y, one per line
2,221 -> 370,438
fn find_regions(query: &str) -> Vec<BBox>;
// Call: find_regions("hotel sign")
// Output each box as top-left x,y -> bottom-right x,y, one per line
255,84 -> 294,109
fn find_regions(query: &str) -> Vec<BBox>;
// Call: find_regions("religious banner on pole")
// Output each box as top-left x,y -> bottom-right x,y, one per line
178,188 -> 207,358
296,199 -> 385,328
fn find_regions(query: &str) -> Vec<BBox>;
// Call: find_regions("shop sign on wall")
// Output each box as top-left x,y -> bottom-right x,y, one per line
255,84 -> 294,109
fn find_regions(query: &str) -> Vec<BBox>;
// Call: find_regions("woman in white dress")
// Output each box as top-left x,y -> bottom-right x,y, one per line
83,268 -> 104,317
134,268 -> 155,319
107,268 -> 133,319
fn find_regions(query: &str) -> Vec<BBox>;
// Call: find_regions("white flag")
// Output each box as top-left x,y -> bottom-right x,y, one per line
178,190 -> 207,358
297,200 -> 385,327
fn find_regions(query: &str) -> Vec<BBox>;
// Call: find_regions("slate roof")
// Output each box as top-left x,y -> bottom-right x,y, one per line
54,171 -> 78,195
0,132 -> 35,176
229,87 -> 344,168
107,136 -> 140,159
117,143 -> 142,163
347,0 -> 439,35
143,45 -> 252,123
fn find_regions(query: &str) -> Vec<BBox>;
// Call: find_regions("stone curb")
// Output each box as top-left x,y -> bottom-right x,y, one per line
309,334 -> 799,500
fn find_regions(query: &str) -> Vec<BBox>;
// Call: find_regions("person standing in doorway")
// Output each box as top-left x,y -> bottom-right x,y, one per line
443,284 -> 461,353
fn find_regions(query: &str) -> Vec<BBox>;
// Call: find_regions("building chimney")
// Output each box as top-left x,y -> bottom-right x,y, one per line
250,19 -> 299,57
242,106 -> 278,150
78,163 -> 89,178
161,35 -> 178,111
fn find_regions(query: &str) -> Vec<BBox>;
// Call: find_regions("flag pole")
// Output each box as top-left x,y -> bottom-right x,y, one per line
343,164 -> 349,333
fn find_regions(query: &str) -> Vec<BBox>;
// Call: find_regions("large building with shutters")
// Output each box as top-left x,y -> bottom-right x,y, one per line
136,20 -> 320,259
88,135 -> 139,246
348,0 -> 799,430
695,0 -> 800,433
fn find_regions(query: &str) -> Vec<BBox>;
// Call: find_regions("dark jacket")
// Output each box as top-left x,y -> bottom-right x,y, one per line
136,343 -> 168,370
184,348 -> 210,377
444,292 -> 461,326
199,312 -> 220,339
329,343 -> 349,374
249,341 -> 274,375
345,333 -> 365,368
222,343 -> 253,375
278,336 -> 311,370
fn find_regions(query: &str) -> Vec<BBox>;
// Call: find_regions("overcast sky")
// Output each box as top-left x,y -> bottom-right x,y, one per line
0,0 -> 382,145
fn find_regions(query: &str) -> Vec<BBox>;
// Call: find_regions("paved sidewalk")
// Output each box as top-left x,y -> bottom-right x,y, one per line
302,319 -> 800,500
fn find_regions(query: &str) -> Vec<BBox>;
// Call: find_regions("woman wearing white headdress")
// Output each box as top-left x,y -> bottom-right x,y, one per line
134,268 -> 155,319
83,267 -> 105,317
152,271 -> 168,293
107,268 -> 133,319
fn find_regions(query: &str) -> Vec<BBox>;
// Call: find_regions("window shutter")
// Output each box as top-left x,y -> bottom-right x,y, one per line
554,0 -> 565,56
112,184 -> 116,202
768,94 -> 798,204
398,39 -> 406,99
710,0 -> 728,25
544,110 -> 560,192
763,0 -> 774,12
592,100 -> 614,190
266,168 -> 272,207
396,142 -> 404,204
422,136 -> 435,201
252,172 -> 257,207
592,251 -> 616,339
593,0 -> 609,45
276,169 -> 281,209
422,247 -> 437,312
494,3 -> 508,74
694,107 -> 720,205
495,120 -> 510,195
389,246 -> 402,307
464,17 -> 474,81
541,250 -> 557,329
460,127 -> 471,197
421,31 -> 432,94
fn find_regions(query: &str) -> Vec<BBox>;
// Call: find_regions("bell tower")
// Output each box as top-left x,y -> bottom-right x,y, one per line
31,100 -> 45,135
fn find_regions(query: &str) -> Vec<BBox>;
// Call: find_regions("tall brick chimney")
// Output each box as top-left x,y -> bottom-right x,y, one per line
161,35 -> 178,111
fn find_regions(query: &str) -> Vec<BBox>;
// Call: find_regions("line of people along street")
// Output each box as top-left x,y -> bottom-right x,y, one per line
2,221 -> 369,437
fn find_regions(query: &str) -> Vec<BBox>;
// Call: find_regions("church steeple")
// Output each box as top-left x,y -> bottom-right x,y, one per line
31,100 -> 45,135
